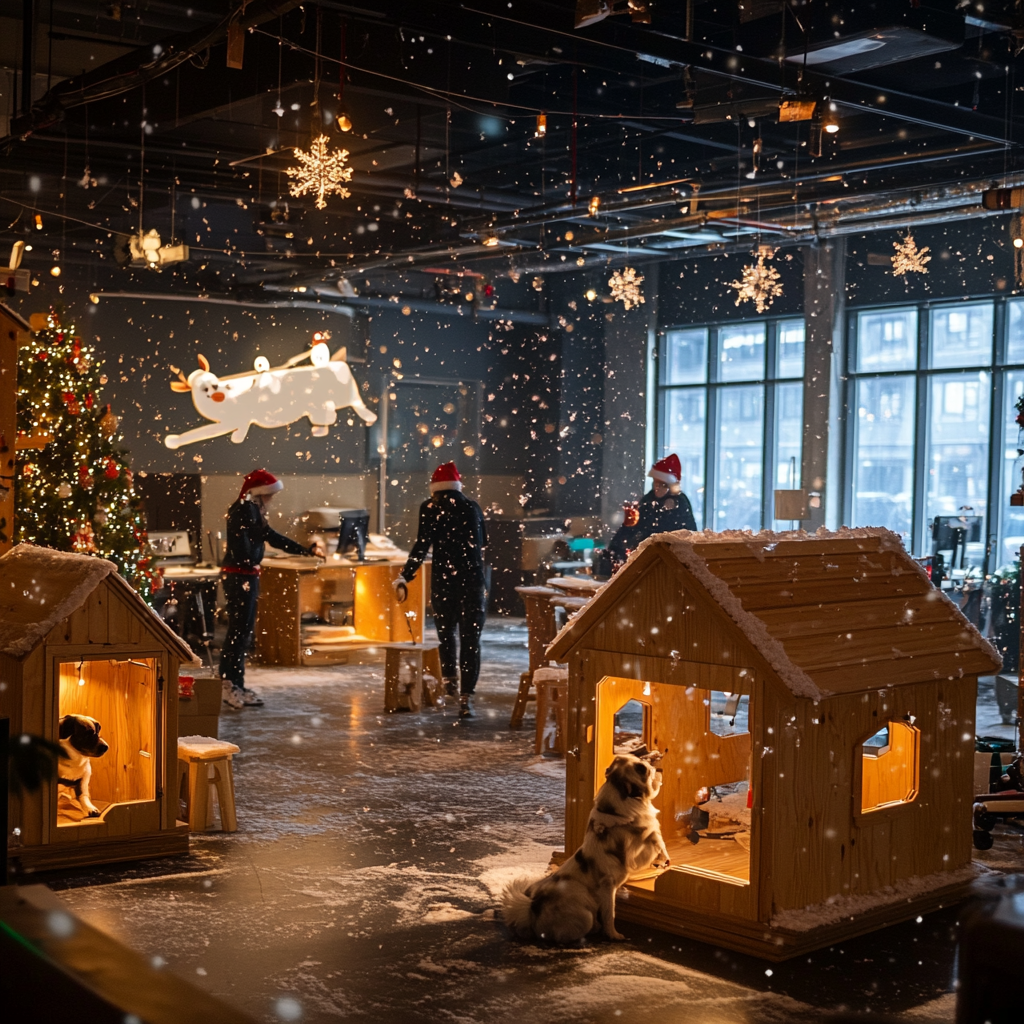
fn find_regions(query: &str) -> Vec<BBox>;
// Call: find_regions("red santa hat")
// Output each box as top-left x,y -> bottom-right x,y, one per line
648,453 -> 681,486
239,468 -> 284,501
430,461 -> 462,493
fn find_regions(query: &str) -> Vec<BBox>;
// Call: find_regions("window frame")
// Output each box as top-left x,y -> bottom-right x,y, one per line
842,296 -> 1013,559
656,316 -> 805,531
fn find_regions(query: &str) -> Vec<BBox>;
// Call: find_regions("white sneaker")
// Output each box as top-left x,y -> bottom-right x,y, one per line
240,687 -> 264,707
221,681 -> 244,710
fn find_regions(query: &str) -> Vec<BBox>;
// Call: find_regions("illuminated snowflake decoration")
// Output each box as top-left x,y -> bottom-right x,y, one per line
609,266 -> 645,310
286,134 -> 353,210
728,246 -> 783,314
891,234 -> 931,277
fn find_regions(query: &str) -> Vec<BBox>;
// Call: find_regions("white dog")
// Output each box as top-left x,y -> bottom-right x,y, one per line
58,714 -> 109,818
502,752 -> 670,943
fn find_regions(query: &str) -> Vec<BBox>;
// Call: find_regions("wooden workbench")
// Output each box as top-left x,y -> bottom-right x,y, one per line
255,557 -> 430,666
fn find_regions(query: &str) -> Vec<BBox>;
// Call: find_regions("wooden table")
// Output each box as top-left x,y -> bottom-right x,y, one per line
545,576 -> 604,599
255,557 -> 430,666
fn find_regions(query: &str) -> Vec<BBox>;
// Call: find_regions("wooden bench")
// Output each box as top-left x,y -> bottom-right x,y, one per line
510,585 -> 559,729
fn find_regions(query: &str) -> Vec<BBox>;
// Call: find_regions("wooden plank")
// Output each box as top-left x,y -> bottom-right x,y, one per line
0,312 -> 20,557
254,566 -> 302,665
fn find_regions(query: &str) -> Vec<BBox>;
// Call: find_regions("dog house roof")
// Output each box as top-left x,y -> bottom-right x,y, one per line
0,544 -> 197,662
547,527 -> 1001,700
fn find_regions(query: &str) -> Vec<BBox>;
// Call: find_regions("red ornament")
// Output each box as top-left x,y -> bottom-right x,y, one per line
36,351 -> 47,361
62,391 -> 81,416
104,459 -> 119,479
84,393 -> 94,410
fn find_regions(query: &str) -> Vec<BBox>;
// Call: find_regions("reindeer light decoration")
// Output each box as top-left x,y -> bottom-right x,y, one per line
164,341 -> 376,449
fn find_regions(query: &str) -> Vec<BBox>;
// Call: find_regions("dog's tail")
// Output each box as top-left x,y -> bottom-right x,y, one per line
500,876 -> 537,938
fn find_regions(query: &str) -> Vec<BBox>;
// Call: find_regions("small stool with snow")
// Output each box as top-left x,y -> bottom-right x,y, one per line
382,642 -> 443,712
177,736 -> 240,832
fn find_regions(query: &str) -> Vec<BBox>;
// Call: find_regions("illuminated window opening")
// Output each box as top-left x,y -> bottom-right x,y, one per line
859,719 -> 920,814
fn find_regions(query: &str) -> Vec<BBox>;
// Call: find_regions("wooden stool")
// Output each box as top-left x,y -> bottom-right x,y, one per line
383,642 -> 443,712
534,667 -> 568,757
177,736 -> 240,833
511,586 -> 559,728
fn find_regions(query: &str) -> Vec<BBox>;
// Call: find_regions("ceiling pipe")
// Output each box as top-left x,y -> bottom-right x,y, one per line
2,0 -> 306,147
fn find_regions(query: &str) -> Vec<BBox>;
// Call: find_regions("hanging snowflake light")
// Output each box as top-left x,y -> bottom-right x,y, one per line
609,267 -> 645,310
286,134 -> 354,210
728,245 -> 783,313
891,234 -> 931,277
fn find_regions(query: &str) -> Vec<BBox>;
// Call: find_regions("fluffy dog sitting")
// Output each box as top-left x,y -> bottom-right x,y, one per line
502,752 -> 670,943
57,714 -> 109,818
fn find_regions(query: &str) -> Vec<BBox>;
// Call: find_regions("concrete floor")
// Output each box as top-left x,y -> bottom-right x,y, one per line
29,620 -> 1024,1024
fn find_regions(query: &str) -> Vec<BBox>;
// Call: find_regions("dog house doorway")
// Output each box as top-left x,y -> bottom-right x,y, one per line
57,657 -> 158,827
596,675 -> 753,886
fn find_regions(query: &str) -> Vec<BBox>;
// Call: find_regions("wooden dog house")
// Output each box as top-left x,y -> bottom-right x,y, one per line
547,528 -> 1001,960
0,544 -> 198,871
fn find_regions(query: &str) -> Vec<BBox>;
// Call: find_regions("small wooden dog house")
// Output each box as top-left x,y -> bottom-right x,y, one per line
0,544 -> 198,871
547,528 -> 1001,960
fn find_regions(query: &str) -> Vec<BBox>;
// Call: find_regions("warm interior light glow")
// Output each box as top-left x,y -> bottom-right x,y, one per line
588,196 -> 601,216
337,112 -> 352,131
535,112 -> 547,137
585,288 -> 597,301
50,265 -> 61,277
482,235 -> 499,247
1014,237 -> 1023,249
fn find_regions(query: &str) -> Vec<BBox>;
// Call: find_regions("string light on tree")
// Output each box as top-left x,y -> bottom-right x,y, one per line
729,245 -> 783,314
608,267 -> 645,310
286,134 -> 354,210
891,234 -> 931,277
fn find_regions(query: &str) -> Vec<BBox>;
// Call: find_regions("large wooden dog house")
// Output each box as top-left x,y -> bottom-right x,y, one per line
0,544 -> 198,872
547,528 -> 1001,960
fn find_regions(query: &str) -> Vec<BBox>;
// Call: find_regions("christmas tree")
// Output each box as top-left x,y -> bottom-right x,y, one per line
15,309 -> 154,600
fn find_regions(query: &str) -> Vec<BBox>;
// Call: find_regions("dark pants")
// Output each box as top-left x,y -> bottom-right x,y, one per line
432,583 -> 487,694
219,572 -> 260,691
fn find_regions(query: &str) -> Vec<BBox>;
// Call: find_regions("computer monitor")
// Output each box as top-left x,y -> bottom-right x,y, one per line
931,515 -> 983,574
336,509 -> 369,561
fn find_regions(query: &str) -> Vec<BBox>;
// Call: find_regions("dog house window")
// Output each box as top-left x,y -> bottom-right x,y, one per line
57,658 -> 157,827
613,698 -> 650,754
708,691 -> 749,737
859,720 -> 920,814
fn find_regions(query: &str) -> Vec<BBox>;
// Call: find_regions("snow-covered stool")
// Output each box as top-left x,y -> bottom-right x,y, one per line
382,642 -> 443,712
176,736 -> 240,833
534,667 -> 568,757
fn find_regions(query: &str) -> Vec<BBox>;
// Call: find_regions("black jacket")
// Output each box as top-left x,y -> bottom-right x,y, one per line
222,499 -> 312,571
637,488 -> 697,535
400,489 -> 487,593
606,488 -> 697,566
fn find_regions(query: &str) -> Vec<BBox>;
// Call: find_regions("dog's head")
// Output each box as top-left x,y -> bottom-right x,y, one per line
58,715 -> 109,758
604,752 -> 662,803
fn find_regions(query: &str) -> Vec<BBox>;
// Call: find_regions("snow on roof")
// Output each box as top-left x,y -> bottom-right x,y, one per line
548,526 -> 1002,699
0,544 -> 197,663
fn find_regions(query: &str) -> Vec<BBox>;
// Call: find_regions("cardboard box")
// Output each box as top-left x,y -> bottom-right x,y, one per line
178,677 -> 221,740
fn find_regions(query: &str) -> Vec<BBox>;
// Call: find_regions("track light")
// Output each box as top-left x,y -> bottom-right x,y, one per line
588,196 -> 601,216
337,112 -> 352,132
823,102 -> 840,134
482,235 -> 500,247
535,112 -> 547,138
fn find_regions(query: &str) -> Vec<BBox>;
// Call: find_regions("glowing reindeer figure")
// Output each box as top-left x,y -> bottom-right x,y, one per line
164,342 -> 376,449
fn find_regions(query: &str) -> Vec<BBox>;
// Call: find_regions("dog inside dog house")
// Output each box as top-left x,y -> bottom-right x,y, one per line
547,528 -> 1003,960
0,543 -> 198,871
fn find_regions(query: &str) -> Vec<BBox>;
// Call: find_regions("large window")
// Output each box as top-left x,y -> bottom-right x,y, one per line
657,319 -> 805,530
846,299 -> 1022,564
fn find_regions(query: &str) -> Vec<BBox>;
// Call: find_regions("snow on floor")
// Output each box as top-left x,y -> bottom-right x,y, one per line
33,620 -> 1024,1023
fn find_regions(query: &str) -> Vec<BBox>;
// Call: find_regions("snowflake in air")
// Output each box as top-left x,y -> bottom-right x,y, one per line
728,246 -> 783,313
609,267 -> 645,310
286,134 -> 353,210
891,234 -> 931,277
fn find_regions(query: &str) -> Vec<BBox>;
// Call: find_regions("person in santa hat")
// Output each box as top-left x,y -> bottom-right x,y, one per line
600,453 -> 696,575
395,462 -> 488,719
219,469 -> 324,709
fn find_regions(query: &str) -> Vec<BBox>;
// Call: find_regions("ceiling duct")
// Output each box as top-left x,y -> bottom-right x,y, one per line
740,3 -> 964,74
